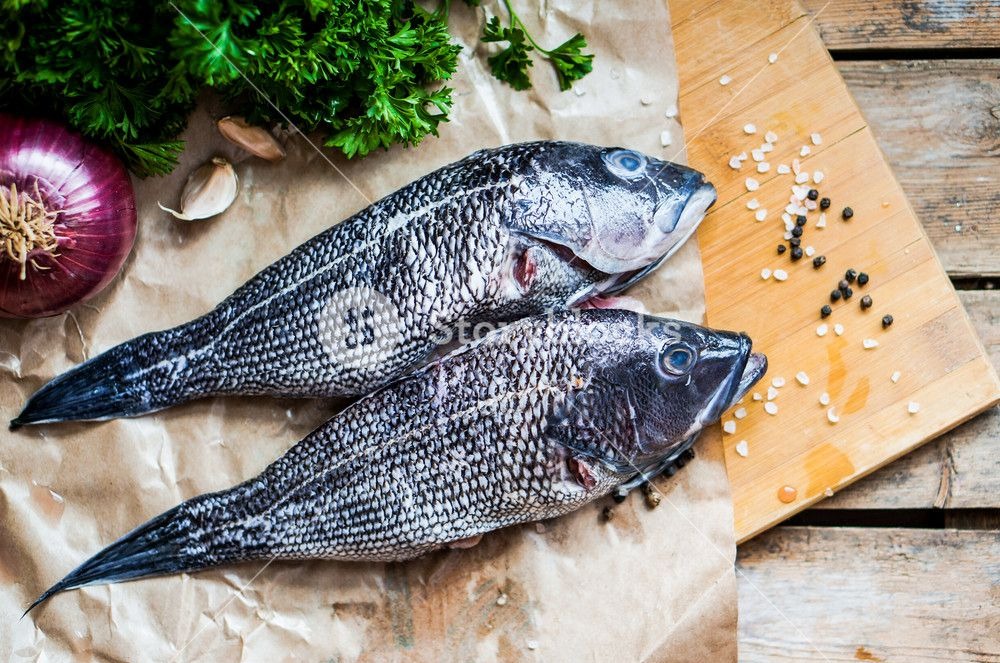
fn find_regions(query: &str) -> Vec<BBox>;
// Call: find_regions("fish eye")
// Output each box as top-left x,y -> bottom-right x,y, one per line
603,149 -> 647,179
659,342 -> 696,376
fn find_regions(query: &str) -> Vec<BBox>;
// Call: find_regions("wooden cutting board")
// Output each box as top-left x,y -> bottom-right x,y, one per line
668,0 -> 1000,543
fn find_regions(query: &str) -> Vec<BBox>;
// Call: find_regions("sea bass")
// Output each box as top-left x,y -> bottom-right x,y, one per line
28,309 -> 766,610
13,142 -> 716,427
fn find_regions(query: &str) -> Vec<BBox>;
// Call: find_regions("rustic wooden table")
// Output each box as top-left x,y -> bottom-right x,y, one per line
736,2 -> 1000,660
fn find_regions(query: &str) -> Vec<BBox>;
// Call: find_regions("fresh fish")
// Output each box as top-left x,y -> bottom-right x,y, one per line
12,142 -> 716,427
27,309 -> 766,610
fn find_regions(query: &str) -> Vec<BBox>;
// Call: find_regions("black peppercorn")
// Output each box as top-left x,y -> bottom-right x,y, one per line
860,294 -> 873,310
845,269 -> 857,283
842,286 -> 854,300
791,247 -> 803,261
842,206 -> 854,220
820,197 -> 831,210
789,237 -> 801,248
812,255 -> 826,268
821,305 -> 832,318
777,244 -> 787,255
796,215 -> 807,227
838,279 -> 849,291
830,289 -> 842,302
807,189 -> 819,201
882,314 -> 894,328
791,226 -> 803,238
857,272 -> 869,286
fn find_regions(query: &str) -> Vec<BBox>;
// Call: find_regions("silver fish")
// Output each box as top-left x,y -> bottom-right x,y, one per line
13,142 -> 716,427
28,309 -> 766,610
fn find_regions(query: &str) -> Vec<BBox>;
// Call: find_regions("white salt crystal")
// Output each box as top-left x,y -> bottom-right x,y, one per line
811,132 -> 822,145
795,171 -> 810,184
891,371 -> 902,383
641,95 -> 653,106
773,269 -> 788,281
819,392 -> 831,406
761,268 -> 772,280
764,402 -> 778,415
800,145 -> 811,157
816,323 -> 828,337
792,184 -> 810,200
805,245 -> 815,257
747,198 -> 760,210
907,401 -> 921,414
660,130 -> 672,147
735,407 -> 748,420
761,142 -> 774,153
735,440 -> 749,457
720,74 -> 732,86
664,103 -> 678,118
792,158 -> 802,174
796,371 -> 810,386
827,407 -> 840,423
755,208 -> 768,221
777,164 -> 791,174
768,52 -> 778,64
729,155 -> 743,170
805,199 -> 817,210
813,170 -> 825,183
746,177 -> 760,191
752,148 -> 765,162
765,130 -> 778,143
757,162 -> 771,173
772,376 -> 786,388
834,323 -> 844,336
863,338 -> 879,349
767,386 -> 779,400
752,392 -> 763,401
816,213 -> 827,228
743,122 -> 756,134
723,420 -> 737,434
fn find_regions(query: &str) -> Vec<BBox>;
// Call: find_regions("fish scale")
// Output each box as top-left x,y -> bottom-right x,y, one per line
14,142 -> 716,428
29,310 -> 766,609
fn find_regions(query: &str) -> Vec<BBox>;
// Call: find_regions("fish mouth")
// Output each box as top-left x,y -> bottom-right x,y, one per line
589,180 -> 717,297
700,336 -> 768,425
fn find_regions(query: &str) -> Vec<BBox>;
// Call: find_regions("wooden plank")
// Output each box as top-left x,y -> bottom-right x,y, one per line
737,526 -> 1000,662
803,0 -> 1000,50
819,290 -> 1000,509
670,0 -> 1000,543
839,59 -> 1000,279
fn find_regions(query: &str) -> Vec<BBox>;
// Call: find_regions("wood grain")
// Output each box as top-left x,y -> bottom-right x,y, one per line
839,59 -> 1000,278
669,0 -> 1000,542
818,290 -> 1000,509
803,0 -> 1000,50
737,526 -> 1000,662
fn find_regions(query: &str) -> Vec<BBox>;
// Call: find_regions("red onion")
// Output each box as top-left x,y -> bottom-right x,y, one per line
0,114 -> 137,318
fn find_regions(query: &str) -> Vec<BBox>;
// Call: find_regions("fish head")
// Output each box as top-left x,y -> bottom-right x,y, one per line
588,312 -> 767,463
506,142 -> 716,303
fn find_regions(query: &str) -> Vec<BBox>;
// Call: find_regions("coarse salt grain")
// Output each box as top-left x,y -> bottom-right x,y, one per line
752,149 -> 765,162
777,164 -> 791,174
767,386 -> 779,400
497,594 -> 509,606
792,159 -> 802,174
768,52 -> 778,64
755,208 -> 768,221
527,640 -> 539,651
745,178 -> 760,192
761,142 -> 774,153
764,402 -> 778,415
834,323 -> 844,336
805,199 -> 818,210
723,420 -> 737,434
816,323 -> 828,336
792,184 -> 810,200
827,407 -> 840,423
765,130 -> 778,143
891,371 -> 902,383
761,268 -> 772,280
783,231 -> 793,240
573,87 -> 585,97
795,171 -> 810,184
817,213 -> 827,228
907,401 -> 920,414
752,392 -> 763,401
641,95 -> 653,106
796,371 -> 810,386
743,122 -> 756,134
813,170 -> 825,183
735,440 -> 749,457
819,392 -> 830,406
757,162 -> 771,173
735,407 -> 747,419
664,103 -> 678,118
773,269 -> 788,281
805,245 -> 815,257
772,376 -> 786,388
747,198 -> 760,210
800,145 -> 811,157
824,487 -> 835,497
811,132 -> 822,145
660,130 -> 672,147
720,75 -> 732,86
738,151 -> 748,161
785,203 -> 799,215
863,338 -> 879,349
729,155 -> 743,170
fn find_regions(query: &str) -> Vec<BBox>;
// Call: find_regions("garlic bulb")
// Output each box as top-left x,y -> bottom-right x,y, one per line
158,157 -> 239,221
217,116 -> 286,162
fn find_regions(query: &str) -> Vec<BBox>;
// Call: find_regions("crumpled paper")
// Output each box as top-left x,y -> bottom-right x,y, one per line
0,1 -> 737,660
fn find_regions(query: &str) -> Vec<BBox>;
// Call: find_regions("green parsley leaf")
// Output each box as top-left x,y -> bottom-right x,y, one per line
546,33 -> 593,91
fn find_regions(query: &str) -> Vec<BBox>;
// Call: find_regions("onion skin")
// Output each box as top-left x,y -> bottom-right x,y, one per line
0,114 -> 137,318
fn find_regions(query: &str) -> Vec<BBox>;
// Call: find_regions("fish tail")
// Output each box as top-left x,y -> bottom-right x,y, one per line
24,504 -> 202,615
11,330 -> 197,428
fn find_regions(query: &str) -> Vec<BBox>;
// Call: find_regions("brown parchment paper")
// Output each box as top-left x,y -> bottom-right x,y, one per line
0,1 -> 737,660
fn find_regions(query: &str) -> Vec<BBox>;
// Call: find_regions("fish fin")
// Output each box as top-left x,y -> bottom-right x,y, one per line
25,504 -> 200,614
12,332 -> 189,427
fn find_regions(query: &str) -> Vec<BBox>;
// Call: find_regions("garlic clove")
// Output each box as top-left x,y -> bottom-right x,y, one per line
216,116 -> 286,162
158,157 -> 239,221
